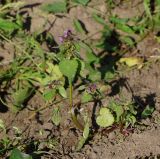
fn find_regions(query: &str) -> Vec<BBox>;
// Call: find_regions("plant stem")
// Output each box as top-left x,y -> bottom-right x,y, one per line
69,81 -> 84,131
27,98 -> 67,120
69,82 -> 73,109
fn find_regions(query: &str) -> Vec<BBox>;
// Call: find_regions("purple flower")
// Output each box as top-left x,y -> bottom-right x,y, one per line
63,29 -> 72,38
59,36 -> 64,43
86,83 -> 97,93
59,29 -> 73,43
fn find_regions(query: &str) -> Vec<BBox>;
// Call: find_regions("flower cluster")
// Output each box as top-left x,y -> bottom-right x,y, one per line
86,83 -> 97,94
59,29 -> 73,43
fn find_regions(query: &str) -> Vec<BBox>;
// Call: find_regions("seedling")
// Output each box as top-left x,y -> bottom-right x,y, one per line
58,30 -> 84,130
0,0 -> 158,156
95,99 -> 137,135
109,100 -> 137,130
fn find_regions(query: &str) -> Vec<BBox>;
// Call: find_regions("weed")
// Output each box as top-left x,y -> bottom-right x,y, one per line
0,0 -> 158,157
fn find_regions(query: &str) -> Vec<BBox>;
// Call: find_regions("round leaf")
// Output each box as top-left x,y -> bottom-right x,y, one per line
96,108 -> 114,127
59,59 -> 78,82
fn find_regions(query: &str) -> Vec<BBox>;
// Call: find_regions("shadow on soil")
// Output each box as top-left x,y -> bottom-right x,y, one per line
134,93 -> 156,119
0,91 -> 8,113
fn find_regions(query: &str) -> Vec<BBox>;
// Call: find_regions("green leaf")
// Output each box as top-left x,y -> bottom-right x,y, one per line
57,86 -> 67,98
78,42 -> 99,63
88,70 -> 101,81
144,0 -> 152,19
100,65 -> 115,81
76,120 -> 90,151
12,87 -> 34,109
0,18 -> 20,32
153,14 -> 160,30
110,16 -> 128,24
125,114 -> 136,127
109,16 -> 133,34
43,89 -> 56,101
41,0 -> 67,13
92,13 -> 107,26
0,2 -> 25,11
73,19 -> 85,33
9,149 -> 32,159
46,62 -> 63,80
76,137 -> 86,151
72,0 -> 90,6
156,0 -> 160,5
52,107 -> 61,126
59,59 -> 78,82
116,23 -> 134,34
16,14 -> 23,28
78,60 -> 86,77
77,85 -> 86,91
0,119 -> 5,131
34,64 -> 63,86
120,36 -> 135,46
81,92 -> 93,103
96,107 -> 114,127
104,70 -> 115,81
83,121 -> 89,139
128,103 -> 137,115
108,102 -> 124,122
141,105 -> 154,118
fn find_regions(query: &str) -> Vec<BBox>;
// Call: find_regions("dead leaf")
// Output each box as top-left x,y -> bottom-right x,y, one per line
119,57 -> 144,68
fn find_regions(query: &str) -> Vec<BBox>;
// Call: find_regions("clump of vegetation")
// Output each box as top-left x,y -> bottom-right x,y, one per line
0,0 -> 158,158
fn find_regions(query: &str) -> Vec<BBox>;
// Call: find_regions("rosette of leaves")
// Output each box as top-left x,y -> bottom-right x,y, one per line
108,100 -> 137,128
